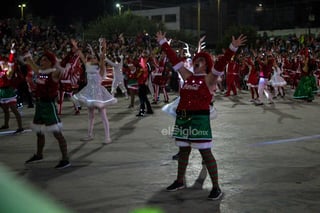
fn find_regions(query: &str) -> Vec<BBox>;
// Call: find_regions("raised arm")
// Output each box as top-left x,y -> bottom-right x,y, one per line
197,35 -> 206,53
105,57 -> 117,67
156,31 -> 192,80
206,34 -> 247,88
6,42 -> 16,79
24,52 -> 40,75
99,38 -> 107,77
70,38 -> 86,64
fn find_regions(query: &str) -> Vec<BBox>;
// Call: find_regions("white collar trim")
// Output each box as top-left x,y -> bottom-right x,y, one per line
39,68 -> 56,74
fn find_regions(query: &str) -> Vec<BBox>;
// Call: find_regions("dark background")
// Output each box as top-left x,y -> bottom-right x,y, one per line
1,0 -> 195,21
1,0 -> 320,31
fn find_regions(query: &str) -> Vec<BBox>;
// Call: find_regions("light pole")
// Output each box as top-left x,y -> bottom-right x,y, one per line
116,3 -> 122,15
217,0 -> 221,42
197,0 -> 200,41
308,12 -> 315,39
18,3 -> 26,20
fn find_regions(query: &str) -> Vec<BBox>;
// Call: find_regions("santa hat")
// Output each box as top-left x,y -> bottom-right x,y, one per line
193,51 -> 213,73
42,51 -> 57,66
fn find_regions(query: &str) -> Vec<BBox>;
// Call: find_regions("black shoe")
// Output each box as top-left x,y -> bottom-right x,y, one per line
55,160 -> 71,169
136,112 -> 144,117
136,110 -> 145,117
255,102 -> 264,106
14,128 -> 24,134
146,110 -> 153,114
208,187 -> 223,200
25,154 -> 43,164
17,103 -> 23,109
166,180 -> 185,192
0,125 -> 9,130
172,153 -> 179,160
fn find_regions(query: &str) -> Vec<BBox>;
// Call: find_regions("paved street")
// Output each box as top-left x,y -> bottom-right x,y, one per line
1,89 -> 320,213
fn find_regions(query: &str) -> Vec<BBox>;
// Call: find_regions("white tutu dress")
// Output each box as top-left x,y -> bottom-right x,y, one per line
269,66 -> 287,87
73,64 -> 117,108
162,96 -> 217,120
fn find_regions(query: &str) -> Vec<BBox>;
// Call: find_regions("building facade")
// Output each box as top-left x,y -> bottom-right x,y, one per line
131,0 -> 320,46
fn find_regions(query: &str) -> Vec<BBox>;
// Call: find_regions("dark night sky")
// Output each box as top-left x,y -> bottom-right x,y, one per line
1,0 -> 197,23
2,0 -> 318,29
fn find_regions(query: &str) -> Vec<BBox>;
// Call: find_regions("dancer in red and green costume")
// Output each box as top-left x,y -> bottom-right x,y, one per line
156,31 -> 246,200
24,51 -> 70,169
0,43 -> 24,133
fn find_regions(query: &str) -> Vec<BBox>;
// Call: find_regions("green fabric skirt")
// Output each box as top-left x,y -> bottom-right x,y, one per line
293,75 -> 318,101
0,87 -> 16,99
173,114 -> 212,140
33,101 -> 61,126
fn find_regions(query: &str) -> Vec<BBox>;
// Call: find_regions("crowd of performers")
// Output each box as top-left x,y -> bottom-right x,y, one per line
220,47 -> 319,104
0,17 -> 320,201
1,21 -> 320,177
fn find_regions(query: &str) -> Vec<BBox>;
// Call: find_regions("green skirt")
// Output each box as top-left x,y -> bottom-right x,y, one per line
293,75 -> 318,101
173,114 -> 212,140
33,100 -> 61,126
0,87 -> 17,104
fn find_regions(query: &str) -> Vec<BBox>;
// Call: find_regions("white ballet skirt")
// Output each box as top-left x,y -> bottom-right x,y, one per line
161,96 -> 217,120
269,67 -> 287,87
72,64 -> 117,108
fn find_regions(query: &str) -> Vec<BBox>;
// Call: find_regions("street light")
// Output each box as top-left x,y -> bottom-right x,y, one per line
116,3 -> 122,15
18,3 -> 26,20
256,3 -> 263,12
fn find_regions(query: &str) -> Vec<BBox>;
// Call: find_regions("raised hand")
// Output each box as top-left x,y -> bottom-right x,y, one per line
100,38 -> 106,49
231,34 -> 247,48
183,43 -> 191,57
199,35 -> 206,46
198,35 -> 206,53
87,44 -> 94,55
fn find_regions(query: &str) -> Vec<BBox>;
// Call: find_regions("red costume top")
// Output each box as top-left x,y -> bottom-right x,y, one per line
137,56 -> 149,84
0,50 -> 16,88
177,74 -> 212,111
226,60 -> 239,77
152,55 -> 170,86
0,68 -> 10,87
35,72 -> 59,99
259,58 -> 273,79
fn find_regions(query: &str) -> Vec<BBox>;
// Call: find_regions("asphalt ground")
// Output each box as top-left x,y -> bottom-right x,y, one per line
0,88 -> 320,213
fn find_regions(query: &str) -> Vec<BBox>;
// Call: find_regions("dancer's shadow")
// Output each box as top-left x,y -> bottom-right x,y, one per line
144,162 -> 221,213
19,159 -> 90,190
255,103 -> 301,123
110,117 -> 142,141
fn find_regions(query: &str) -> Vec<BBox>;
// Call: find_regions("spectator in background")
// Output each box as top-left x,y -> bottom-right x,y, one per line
105,54 -> 128,99
0,43 -> 24,133
136,50 -> 153,117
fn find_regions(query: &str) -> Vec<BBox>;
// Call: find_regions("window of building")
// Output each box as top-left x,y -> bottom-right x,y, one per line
165,14 -> 176,23
151,15 -> 162,22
